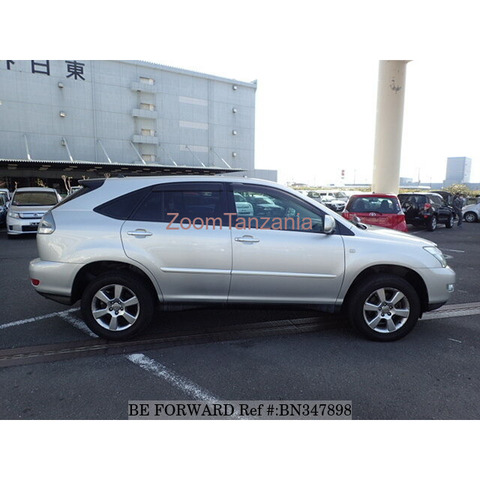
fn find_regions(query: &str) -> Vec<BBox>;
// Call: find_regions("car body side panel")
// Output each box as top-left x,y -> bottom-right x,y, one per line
229,229 -> 346,303
121,220 -> 233,302
338,232 -> 455,306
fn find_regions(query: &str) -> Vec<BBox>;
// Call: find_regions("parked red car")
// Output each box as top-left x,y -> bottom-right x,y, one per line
342,194 -> 408,232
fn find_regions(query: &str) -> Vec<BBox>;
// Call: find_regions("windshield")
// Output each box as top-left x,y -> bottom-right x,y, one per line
12,191 -> 58,206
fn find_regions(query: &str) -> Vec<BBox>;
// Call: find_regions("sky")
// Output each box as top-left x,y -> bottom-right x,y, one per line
6,1 -> 480,187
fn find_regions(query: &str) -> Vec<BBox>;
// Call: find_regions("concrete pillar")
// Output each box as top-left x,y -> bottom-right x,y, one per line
372,60 -> 410,194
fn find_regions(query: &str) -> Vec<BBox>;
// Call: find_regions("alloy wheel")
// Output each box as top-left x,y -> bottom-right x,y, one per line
90,283 -> 140,332
362,287 -> 410,333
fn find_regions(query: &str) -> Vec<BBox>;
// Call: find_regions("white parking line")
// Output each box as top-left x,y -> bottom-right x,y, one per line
57,312 -> 225,406
0,307 -> 80,330
127,353 -> 220,403
57,311 -> 97,337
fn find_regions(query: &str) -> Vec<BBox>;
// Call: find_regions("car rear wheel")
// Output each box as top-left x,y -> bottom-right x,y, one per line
81,272 -> 154,340
464,212 -> 478,223
427,215 -> 437,231
347,275 -> 421,341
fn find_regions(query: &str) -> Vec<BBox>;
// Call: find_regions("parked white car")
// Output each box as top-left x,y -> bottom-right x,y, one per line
462,202 -> 480,223
7,187 -> 62,236
0,188 -> 11,200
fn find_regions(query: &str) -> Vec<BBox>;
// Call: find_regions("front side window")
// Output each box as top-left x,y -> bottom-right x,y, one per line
231,186 -> 324,232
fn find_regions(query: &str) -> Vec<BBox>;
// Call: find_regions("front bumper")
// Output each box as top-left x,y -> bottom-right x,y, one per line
7,217 -> 41,234
423,265 -> 456,309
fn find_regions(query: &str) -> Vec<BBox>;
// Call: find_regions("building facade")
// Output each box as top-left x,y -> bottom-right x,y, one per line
445,156 -> 472,186
0,60 -> 276,190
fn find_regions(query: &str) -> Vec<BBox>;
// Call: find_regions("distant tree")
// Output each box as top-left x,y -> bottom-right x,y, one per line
445,184 -> 472,196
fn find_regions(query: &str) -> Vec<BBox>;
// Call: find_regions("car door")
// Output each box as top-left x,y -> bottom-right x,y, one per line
227,184 -> 346,304
431,195 -> 450,222
121,182 -> 232,302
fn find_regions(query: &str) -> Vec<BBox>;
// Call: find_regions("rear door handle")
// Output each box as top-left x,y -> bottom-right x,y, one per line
127,229 -> 153,237
234,235 -> 260,243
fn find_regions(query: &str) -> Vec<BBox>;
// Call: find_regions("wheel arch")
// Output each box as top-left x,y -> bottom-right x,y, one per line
71,261 -> 161,305
343,265 -> 429,313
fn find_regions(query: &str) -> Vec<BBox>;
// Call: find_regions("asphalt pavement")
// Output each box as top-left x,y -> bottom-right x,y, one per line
0,221 -> 479,420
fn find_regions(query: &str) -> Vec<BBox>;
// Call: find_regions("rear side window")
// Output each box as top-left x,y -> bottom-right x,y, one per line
130,183 -> 226,223
94,187 -> 151,220
429,195 -> 444,207
399,195 -> 424,206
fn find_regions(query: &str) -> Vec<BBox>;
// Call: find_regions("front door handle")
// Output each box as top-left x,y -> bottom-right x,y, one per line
234,235 -> 260,243
127,229 -> 153,237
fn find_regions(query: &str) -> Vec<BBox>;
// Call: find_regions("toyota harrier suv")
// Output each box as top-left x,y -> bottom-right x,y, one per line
398,192 -> 454,231
29,176 -> 455,342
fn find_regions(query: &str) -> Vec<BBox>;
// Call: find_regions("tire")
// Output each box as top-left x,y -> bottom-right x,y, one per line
81,272 -> 154,340
445,214 -> 454,228
347,275 -> 421,341
426,215 -> 437,231
464,212 -> 478,223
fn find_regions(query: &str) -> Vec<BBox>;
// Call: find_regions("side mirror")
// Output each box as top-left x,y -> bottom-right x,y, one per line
323,214 -> 336,234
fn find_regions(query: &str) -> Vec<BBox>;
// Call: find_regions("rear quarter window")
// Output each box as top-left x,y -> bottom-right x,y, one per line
94,187 -> 151,220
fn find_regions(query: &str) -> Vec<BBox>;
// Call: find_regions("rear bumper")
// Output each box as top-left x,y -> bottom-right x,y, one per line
29,258 -> 81,304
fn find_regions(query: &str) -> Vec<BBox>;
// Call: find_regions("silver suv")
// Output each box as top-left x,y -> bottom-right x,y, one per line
29,176 -> 455,342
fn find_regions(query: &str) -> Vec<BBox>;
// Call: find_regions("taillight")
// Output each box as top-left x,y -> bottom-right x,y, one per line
37,211 -> 56,234
31,279 -> 40,286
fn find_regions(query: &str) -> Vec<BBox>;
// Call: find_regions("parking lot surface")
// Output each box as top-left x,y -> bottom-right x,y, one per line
1,222 -> 479,420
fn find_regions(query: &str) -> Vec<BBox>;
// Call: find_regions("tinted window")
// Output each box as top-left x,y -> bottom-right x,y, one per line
232,186 -> 324,232
131,184 -> 226,223
94,187 -> 151,220
349,196 -> 400,214
399,195 -> 425,206
429,195 -> 444,207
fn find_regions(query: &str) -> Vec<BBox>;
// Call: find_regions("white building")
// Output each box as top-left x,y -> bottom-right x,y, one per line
0,60 -> 276,190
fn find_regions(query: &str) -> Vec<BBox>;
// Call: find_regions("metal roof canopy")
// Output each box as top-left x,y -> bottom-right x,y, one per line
0,158 -> 243,178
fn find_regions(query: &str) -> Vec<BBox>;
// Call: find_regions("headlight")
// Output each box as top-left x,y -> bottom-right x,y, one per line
8,211 -> 20,218
424,246 -> 447,268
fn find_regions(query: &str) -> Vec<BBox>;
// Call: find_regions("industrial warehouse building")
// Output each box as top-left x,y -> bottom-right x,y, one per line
0,60 -> 276,192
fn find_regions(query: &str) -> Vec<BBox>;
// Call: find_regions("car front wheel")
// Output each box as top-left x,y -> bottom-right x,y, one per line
347,275 -> 421,341
445,215 -> 454,228
81,272 -> 154,340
